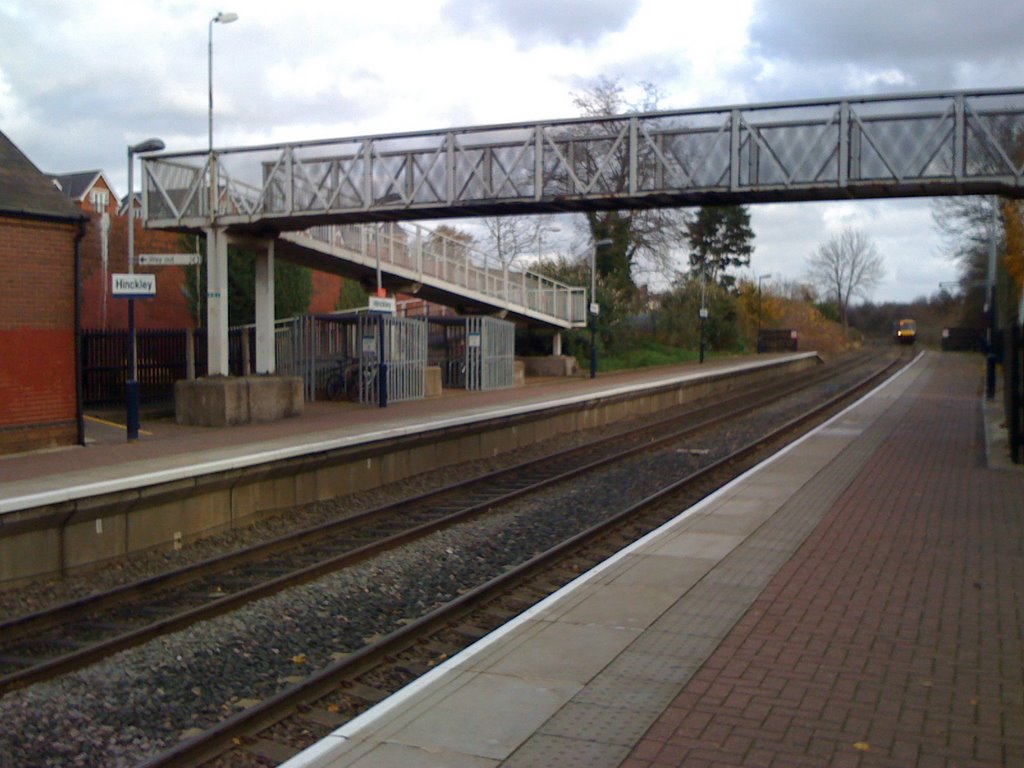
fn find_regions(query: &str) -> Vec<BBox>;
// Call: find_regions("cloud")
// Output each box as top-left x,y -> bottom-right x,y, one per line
0,0 -> 1014,304
748,0 -> 1024,93
751,199 -> 958,303
442,0 -> 642,47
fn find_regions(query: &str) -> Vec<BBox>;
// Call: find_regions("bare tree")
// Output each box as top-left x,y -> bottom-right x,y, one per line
806,228 -> 885,330
567,77 -> 687,293
477,216 -> 557,272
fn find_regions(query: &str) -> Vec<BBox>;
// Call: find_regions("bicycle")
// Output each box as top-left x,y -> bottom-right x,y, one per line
325,356 -> 359,401
326,356 -> 378,402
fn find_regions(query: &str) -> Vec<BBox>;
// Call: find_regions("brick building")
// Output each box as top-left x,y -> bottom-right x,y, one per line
53,174 -> 350,327
0,130 -> 87,454
50,171 -> 194,330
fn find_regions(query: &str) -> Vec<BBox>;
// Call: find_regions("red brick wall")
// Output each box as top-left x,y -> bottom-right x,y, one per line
310,271 -> 345,314
0,215 -> 80,453
76,202 -> 196,330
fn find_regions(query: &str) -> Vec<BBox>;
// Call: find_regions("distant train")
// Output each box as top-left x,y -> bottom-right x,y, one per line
894,318 -> 917,345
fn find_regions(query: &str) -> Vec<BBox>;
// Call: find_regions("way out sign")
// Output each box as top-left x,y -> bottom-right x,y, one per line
112,273 -> 156,298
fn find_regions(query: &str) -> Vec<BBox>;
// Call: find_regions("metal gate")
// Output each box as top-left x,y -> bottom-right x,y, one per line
355,313 -> 427,405
303,312 -> 426,405
427,316 -> 514,391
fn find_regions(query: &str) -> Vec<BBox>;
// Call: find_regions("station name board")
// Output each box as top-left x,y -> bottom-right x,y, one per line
112,273 -> 157,298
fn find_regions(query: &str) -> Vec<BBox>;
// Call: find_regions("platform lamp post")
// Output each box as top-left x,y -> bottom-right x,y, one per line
537,225 -> 560,257
698,256 -> 708,364
125,137 -> 166,442
757,273 -> 772,353
590,238 -> 613,379
209,12 -> 238,154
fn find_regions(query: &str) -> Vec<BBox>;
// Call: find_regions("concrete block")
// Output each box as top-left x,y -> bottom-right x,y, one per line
518,355 -> 580,377
176,375 -> 304,426
248,375 -> 304,420
425,366 -> 443,397
514,360 -> 526,386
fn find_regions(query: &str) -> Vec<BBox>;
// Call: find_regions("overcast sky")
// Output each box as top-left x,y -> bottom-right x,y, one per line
3,0 -> 1023,303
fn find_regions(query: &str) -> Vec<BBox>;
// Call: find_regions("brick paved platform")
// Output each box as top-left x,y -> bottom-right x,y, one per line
281,351 -> 1022,768
621,354 -> 1024,767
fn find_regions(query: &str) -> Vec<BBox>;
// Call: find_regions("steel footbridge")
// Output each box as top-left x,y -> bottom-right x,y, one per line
139,88 -> 1024,373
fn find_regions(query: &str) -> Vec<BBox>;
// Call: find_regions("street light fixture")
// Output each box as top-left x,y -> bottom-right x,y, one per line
537,225 -> 560,257
125,137 -> 166,442
590,238 -> 613,379
208,11 -> 239,153
757,273 -> 772,352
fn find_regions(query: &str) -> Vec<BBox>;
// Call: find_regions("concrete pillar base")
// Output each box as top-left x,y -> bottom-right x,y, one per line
517,355 -> 580,377
175,375 -> 304,427
425,366 -> 442,397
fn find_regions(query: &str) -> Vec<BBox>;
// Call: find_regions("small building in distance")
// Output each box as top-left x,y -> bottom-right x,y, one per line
0,130 -> 87,454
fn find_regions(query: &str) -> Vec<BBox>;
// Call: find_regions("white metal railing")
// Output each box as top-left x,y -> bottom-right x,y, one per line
283,220 -> 587,327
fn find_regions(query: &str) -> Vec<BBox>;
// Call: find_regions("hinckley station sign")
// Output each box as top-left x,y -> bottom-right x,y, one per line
111,273 -> 157,298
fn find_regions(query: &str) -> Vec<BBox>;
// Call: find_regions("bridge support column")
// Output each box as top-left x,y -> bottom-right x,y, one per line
177,233 -> 301,427
553,331 -> 562,356
205,227 -> 230,377
254,239 -> 275,374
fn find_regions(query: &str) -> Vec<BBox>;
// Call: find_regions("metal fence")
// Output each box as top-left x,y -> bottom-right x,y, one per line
296,312 -> 427,405
757,329 -> 799,353
1004,322 -> 1023,463
427,316 -> 515,391
81,329 -> 191,408
82,313 -> 512,408
941,327 -> 986,351
82,318 -> 339,408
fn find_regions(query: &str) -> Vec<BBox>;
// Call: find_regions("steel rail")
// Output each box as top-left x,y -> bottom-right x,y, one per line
137,351 -> 908,768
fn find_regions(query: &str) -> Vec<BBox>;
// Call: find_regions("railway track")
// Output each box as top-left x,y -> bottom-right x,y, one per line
0,351 -> 893,699
135,350 -> 912,767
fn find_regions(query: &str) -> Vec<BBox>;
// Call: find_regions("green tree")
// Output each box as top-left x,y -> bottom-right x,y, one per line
528,252 -> 639,361
336,279 -> 369,311
656,276 -> 740,352
685,206 -> 755,289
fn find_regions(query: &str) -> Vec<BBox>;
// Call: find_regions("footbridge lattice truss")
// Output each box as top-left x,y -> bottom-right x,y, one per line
142,88 -> 1024,328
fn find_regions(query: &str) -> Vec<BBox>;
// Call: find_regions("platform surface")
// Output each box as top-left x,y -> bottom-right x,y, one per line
0,353 -> 811,514
279,351 -> 1024,768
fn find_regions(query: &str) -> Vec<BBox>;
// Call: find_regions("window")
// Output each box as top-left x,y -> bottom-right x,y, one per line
90,188 -> 109,212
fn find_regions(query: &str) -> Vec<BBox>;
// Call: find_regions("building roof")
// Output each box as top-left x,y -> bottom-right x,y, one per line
0,130 -> 85,222
118,191 -> 141,217
49,170 -> 107,202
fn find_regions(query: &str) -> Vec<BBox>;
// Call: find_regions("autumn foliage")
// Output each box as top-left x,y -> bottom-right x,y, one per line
736,279 -> 860,359
1002,199 -> 1024,293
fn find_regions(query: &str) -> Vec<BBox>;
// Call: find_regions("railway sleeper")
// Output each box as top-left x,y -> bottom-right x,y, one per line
340,680 -> 391,703
242,737 -> 301,765
295,704 -> 349,728
447,622 -> 490,641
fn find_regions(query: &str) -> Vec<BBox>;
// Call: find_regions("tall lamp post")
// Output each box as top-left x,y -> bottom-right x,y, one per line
209,11 -> 239,153
698,256 -> 708,364
125,137 -> 166,441
590,238 -> 613,379
537,225 -> 560,257
757,272 -> 772,352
